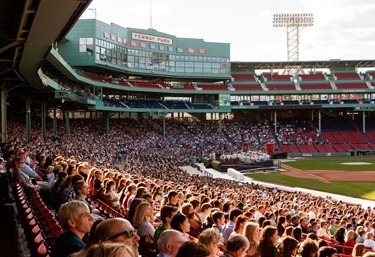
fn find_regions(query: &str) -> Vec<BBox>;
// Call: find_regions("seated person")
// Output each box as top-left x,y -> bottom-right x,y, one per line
93,217 -> 140,257
219,234 -> 249,257
158,230 -> 187,257
176,241 -> 211,257
154,205 -> 178,249
318,246 -> 337,257
52,200 -> 94,257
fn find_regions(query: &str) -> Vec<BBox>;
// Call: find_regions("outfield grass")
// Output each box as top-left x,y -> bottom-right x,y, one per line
283,156 -> 375,171
246,172 -> 375,200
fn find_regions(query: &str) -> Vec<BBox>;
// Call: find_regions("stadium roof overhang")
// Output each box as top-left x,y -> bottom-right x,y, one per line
0,0 -> 92,98
231,60 -> 375,70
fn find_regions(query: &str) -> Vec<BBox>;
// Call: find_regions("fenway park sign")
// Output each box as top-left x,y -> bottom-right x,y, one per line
131,32 -> 173,45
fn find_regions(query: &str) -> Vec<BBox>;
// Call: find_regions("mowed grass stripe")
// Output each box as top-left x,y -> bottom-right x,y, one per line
246,173 -> 375,200
284,157 -> 375,171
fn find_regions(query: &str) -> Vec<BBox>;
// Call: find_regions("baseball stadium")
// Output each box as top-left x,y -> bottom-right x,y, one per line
0,1 -> 375,257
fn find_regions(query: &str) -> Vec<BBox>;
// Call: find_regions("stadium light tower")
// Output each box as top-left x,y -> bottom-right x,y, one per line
273,13 -> 314,75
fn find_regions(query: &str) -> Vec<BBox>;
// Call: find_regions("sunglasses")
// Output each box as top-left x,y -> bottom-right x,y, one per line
107,229 -> 137,240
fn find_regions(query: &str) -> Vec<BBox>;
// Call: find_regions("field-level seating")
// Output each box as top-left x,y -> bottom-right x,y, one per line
280,144 -> 300,153
331,144 -> 353,152
322,132 -> 346,144
315,144 -> 337,153
340,132 -> 368,144
365,132 -> 375,143
297,145 -> 318,153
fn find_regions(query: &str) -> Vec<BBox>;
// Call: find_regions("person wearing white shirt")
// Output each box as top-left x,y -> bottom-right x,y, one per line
254,205 -> 265,221
317,222 -> 331,240
363,232 -> 375,250
307,207 -> 317,220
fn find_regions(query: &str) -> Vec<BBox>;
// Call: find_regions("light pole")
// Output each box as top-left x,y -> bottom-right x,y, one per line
88,8 -> 96,19
273,13 -> 314,75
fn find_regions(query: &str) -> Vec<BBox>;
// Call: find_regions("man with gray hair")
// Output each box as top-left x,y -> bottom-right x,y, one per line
220,234 -> 249,257
157,229 -> 186,257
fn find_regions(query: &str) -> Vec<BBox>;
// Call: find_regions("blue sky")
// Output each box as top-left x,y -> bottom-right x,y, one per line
81,0 -> 375,62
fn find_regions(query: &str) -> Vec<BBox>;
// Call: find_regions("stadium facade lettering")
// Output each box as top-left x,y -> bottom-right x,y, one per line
131,32 -> 173,45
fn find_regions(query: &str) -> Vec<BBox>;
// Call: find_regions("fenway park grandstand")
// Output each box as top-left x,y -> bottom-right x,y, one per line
3,17 -> 375,157
1,1 -> 375,257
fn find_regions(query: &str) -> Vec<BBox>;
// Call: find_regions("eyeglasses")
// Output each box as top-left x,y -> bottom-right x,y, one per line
107,229 -> 137,240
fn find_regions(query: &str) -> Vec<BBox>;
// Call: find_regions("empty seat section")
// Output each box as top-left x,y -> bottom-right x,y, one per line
198,84 -> 228,90
175,84 -> 196,90
332,144 -> 353,152
282,100 -> 299,105
367,71 -> 375,80
233,84 -> 263,90
314,144 -> 327,152
322,132 -> 345,144
131,81 -> 162,89
334,72 -> 360,80
311,100 -> 329,104
340,132 -> 368,144
126,100 -> 146,108
315,144 -> 336,153
163,101 -> 189,109
280,144 -> 300,153
266,84 -> 296,90
297,145 -> 318,153
299,74 -> 326,80
143,100 -> 165,109
119,79 -> 131,86
331,144 -> 347,152
232,74 -> 256,81
351,144 -> 371,150
299,83 -> 332,90
335,83 -> 368,89
365,132 -> 375,143
323,144 -> 337,152
252,101 -> 268,106
191,103 -> 213,109
264,74 -> 291,81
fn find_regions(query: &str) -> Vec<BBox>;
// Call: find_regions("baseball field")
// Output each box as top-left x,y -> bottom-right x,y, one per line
246,156 -> 375,200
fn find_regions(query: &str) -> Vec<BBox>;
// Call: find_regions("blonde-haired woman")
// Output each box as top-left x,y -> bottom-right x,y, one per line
243,222 -> 260,257
344,230 -> 356,249
352,243 -> 366,257
198,228 -> 224,257
133,201 -> 155,242
84,242 -> 136,257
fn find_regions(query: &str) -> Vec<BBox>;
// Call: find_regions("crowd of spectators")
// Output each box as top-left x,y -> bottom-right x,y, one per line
1,117 -> 375,257
275,120 -> 321,146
